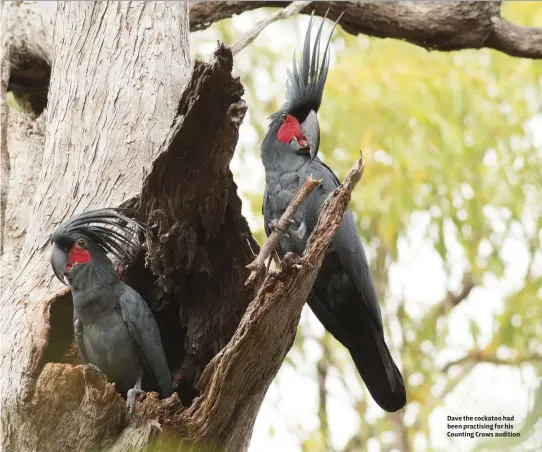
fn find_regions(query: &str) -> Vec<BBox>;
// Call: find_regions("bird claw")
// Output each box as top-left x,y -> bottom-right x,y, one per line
289,221 -> 307,241
269,219 -> 290,237
85,363 -> 102,375
126,388 -> 146,415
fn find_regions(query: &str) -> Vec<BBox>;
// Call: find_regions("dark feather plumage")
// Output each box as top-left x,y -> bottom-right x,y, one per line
51,208 -> 145,262
276,10 -> 343,122
52,208 -> 172,403
261,10 -> 406,411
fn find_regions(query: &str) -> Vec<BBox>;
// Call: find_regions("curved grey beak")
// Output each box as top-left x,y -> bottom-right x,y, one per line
301,109 -> 320,163
51,243 -> 68,285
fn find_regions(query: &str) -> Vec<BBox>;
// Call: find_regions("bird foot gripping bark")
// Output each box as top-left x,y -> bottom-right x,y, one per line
289,220 -> 307,242
268,218 -> 294,237
85,358 -> 146,417
126,374 -> 145,415
126,387 -> 146,415
85,363 -> 102,375
269,218 -> 308,242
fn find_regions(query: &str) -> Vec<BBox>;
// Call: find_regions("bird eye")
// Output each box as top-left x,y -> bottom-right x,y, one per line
76,238 -> 86,248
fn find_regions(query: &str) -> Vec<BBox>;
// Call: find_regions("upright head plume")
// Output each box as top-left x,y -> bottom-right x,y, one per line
50,208 -> 145,284
269,10 -> 343,162
282,10 -> 342,121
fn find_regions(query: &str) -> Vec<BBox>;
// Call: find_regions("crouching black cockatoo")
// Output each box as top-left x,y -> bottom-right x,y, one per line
50,208 -> 172,410
260,14 -> 406,412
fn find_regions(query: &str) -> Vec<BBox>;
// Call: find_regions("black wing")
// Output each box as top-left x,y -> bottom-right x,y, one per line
305,160 -> 405,411
119,285 -> 173,397
308,158 -> 383,328
262,186 -> 272,237
332,209 -> 383,328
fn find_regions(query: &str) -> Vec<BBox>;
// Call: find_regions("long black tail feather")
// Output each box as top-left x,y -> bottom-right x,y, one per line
348,321 -> 406,412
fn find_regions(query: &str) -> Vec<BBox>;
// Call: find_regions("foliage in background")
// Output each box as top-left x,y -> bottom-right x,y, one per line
194,3 -> 542,451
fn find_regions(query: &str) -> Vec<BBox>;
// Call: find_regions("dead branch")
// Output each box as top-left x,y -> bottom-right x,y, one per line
190,1 -> 542,59
230,1 -> 312,56
244,175 -> 321,287
176,156 -> 365,447
305,156 -> 365,252
5,1 -> 541,112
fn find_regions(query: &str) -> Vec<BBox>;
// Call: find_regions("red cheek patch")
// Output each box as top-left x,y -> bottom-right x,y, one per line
66,244 -> 91,271
277,114 -> 307,145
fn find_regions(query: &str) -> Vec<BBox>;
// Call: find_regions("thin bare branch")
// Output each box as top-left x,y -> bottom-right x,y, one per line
316,333 -> 331,451
245,175 -> 321,287
180,156 -> 366,444
230,1 -> 312,56
439,363 -> 476,398
437,273 -> 476,317
418,272 -> 476,329
388,410 -> 412,452
441,351 -> 542,373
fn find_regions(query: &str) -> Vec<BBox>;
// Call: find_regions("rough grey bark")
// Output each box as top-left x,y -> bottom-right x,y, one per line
0,2 -> 191,450
134,44 -> 257,408
0,15 -> 11,258
190,1 -> 542,58
4,1 -> 54,113
0,110 -> 45,293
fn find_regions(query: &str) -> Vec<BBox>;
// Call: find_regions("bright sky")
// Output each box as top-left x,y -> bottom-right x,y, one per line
191,11 -> 542,452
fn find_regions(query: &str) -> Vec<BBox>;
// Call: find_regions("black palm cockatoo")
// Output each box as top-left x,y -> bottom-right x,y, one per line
50,208 -> 172,409
261,14 -> 406,412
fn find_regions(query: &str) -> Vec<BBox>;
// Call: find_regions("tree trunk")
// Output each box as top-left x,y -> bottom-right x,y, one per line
1,2 -> 341,450
0,2 -> 193,449
0,109 -> 45,293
